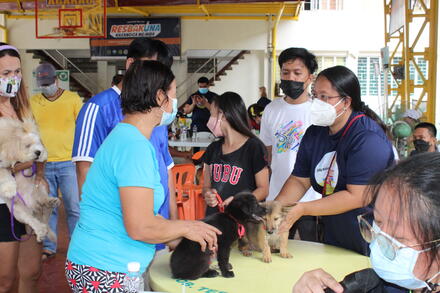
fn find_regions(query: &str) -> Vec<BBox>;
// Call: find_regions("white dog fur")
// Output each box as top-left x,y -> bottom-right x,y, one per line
0,118 -> 59,242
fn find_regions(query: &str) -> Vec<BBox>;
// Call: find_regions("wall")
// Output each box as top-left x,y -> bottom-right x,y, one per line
210,50 -> 265,107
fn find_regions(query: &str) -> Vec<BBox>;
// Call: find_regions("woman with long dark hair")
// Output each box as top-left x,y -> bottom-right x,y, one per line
203,92 -> 269,215
276,66 -> 394,255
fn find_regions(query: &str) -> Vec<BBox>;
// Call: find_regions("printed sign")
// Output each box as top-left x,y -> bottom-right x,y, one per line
90,17 -> 181,59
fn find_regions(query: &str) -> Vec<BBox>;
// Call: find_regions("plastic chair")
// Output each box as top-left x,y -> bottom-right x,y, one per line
171,164 -> 197,220
193,168 -> 206,220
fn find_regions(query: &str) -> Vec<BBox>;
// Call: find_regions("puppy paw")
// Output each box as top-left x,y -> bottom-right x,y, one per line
280,251 -> 293,258
262,254 -> 272,263
222,271 -> 234,278
202,269 -> 219,278
0,181 -> 17,198
34,226 -> 49,242
48,197 -> 60,208
241,250 -> 252,257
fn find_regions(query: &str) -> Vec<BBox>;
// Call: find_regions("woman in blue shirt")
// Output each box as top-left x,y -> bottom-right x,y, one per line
65,60 -> 220,292
276,66 -> 394,255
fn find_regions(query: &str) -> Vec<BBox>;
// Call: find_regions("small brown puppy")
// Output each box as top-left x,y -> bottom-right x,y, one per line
239,201 -> 294,263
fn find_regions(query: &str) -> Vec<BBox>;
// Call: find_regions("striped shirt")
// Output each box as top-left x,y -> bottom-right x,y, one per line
72,86 -> 122,162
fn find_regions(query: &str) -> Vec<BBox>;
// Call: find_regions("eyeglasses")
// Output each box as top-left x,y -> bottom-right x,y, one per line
357,213 -> 440,261
311,92 -> 344,103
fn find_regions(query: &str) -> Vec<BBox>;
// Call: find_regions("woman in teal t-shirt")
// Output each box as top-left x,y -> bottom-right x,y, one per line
66,60 -> 220,292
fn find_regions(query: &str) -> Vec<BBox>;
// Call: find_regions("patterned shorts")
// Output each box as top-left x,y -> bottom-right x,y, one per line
65,260 -> 126,293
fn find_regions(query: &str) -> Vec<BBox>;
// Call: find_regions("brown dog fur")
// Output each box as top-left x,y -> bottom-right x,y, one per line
239,200 -> 295,262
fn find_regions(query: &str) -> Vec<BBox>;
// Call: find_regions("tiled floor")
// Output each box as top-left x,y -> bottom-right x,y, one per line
37,204 -> 71,293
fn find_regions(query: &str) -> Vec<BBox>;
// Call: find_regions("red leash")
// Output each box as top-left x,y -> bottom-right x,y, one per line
215,193 -> 245,239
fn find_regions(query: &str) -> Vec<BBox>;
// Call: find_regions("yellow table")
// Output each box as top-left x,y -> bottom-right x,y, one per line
149,240 -> 370,293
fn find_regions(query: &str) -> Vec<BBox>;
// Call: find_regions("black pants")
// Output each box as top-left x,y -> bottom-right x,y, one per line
288,215 -> 319,242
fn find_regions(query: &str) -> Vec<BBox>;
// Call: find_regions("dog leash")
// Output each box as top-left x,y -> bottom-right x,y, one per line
215,193 -> 245,239
10,192 -> 31,241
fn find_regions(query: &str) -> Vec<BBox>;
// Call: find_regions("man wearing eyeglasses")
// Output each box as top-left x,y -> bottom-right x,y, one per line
260,47 -> 321,242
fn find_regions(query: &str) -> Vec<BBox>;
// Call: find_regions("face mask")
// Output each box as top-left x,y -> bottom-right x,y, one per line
41,83 -> 58,97
310,98 -> 345,127
160,98 -> 178,126
207,115 -> 224,137
0,76 -> 21,98
199,88 -> 208,94
370,223 -> 440,290
280,80 -> 305,100
413,139 -> 430,152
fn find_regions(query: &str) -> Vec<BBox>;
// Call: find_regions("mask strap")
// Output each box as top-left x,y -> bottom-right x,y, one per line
334,98 -> 346,119
425,271 -> 440,292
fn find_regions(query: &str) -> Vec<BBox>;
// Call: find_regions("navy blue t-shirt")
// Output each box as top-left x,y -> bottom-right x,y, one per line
293,111 -> 394,255
185,90 -> 218,132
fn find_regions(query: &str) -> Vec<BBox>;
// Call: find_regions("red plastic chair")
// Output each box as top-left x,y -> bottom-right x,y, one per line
171,164 -> 197,220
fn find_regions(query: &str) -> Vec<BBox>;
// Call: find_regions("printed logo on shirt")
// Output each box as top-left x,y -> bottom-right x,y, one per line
211,163 -> 244,185
314,151 -> 339,195
275,120 -> 305,153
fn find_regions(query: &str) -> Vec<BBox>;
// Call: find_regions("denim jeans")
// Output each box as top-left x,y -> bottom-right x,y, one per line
43,161 -> 80,253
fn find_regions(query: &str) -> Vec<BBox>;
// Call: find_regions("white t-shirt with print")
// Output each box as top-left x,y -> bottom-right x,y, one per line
260,97 -> 321,202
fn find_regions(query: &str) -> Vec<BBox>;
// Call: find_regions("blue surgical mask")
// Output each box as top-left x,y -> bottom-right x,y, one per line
160,98 -> 177,126
369,223 -> 440,290
198,87 -> 208,94
41,83 -> 58,97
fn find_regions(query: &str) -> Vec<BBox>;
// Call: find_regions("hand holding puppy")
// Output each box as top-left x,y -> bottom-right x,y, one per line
182,220 -> 222,252
279,203 -> 304,233
292,269 -> 343,293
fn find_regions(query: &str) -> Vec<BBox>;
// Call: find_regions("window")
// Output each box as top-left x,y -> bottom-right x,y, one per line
316,56 -> 346,73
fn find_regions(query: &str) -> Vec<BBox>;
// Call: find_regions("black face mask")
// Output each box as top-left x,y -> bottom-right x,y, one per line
280,80 -> 304,100
413,139 -> 430,152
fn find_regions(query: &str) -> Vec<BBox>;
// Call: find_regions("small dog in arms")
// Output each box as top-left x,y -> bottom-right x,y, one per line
0,118 -> 59,242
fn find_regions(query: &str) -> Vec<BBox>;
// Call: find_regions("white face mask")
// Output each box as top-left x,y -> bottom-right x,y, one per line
310,98 -> 345,127
370,223 -> 440,290
0,76 -> 21,98
41,83 -> 58,97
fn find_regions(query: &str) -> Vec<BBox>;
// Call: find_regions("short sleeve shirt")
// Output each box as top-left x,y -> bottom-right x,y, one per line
184,90 -> 218,132
72,86 -> 122,163
67,123 -> 165,274
203,137 -> 268,215
293,112 -> 394,254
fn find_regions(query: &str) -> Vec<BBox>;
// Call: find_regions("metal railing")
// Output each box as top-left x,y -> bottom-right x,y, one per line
177,50 -> 240,101
42,49 -> 100,94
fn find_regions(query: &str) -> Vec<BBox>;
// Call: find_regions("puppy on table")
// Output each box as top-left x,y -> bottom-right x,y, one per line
170,192 -> 266,280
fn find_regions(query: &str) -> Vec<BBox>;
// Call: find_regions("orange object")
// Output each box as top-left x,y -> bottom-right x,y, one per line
172,164 -> 196,220
171,163 -> 207,220
192,150 -> 205,161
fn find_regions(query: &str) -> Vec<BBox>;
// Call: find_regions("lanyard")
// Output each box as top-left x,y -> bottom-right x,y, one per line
322,114 -> 366,197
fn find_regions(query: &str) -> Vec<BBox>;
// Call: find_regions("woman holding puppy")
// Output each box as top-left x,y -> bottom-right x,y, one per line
276,66 -> 394,255
203,92 -> 269,215
293,153 -> 440,293
0,44 -> 48,293
66,61 -> 221,292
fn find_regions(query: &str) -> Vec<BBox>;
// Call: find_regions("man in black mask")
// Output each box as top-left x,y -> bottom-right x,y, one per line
260,47 -> 321,242
411,122 -> 438,155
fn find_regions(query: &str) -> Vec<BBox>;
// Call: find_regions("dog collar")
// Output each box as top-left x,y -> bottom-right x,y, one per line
225,213 -> 246,239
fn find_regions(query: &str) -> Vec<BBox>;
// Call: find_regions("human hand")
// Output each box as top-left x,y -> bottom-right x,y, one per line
203,188 -> 219,207
199,97 -> 209,106
279,203 -> 304,233
183,221 -> 222,252
292,269 -> 343,293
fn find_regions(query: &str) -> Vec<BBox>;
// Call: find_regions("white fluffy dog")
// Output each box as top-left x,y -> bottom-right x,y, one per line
0,118 -> 59,242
